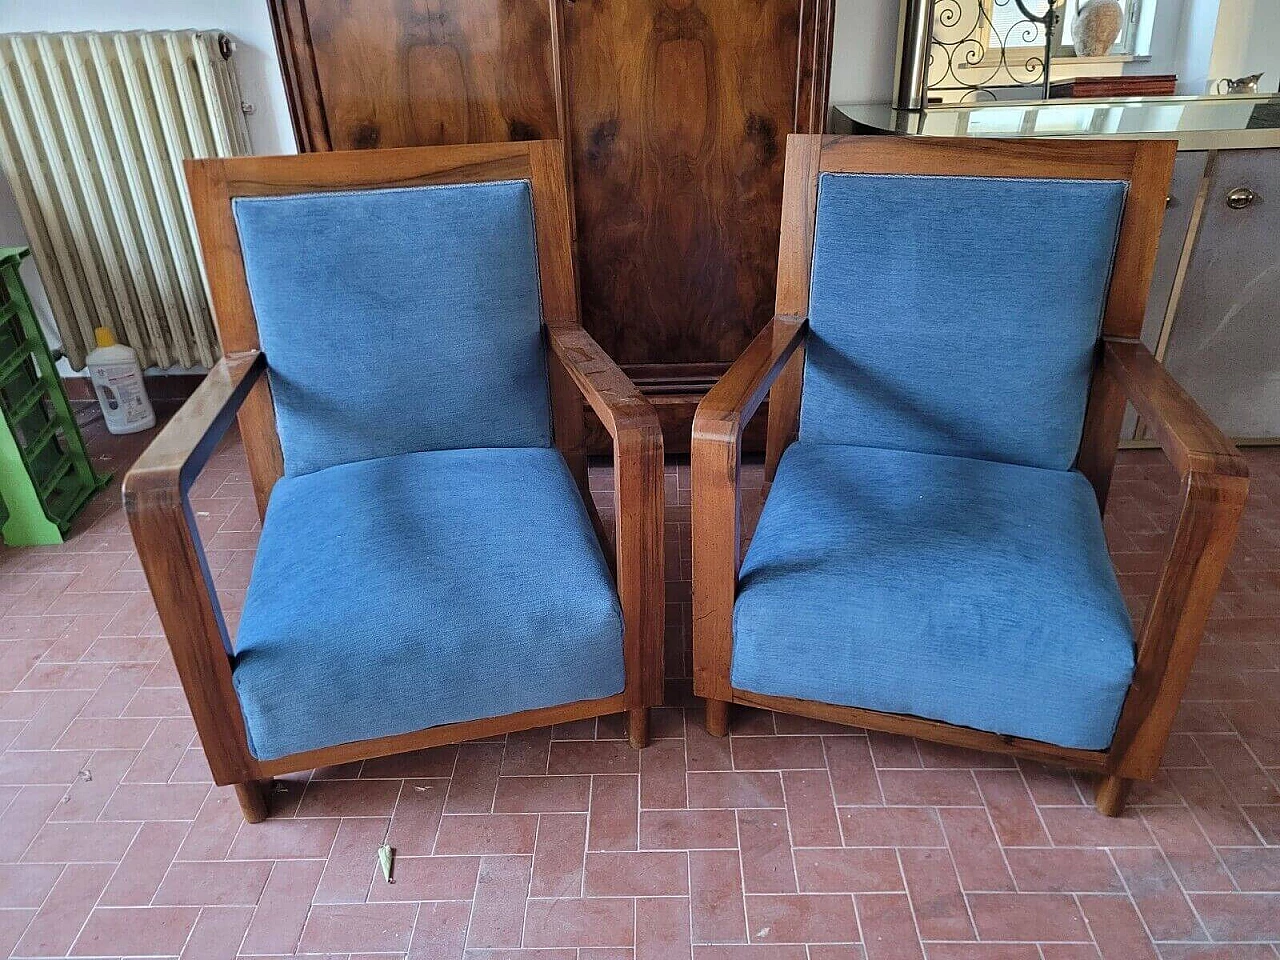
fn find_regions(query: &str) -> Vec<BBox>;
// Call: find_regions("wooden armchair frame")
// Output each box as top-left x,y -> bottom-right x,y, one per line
692,135 -> 1248,816
124,141 -> 664,822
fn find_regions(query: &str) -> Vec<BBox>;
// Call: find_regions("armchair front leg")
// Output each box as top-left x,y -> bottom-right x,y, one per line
614,421 -> 664,747
547,324 -> 665,748
692,316 -> 808,735
123,351 -> 267,813
691,422 -> 741,737
1101,339 -> 1248,812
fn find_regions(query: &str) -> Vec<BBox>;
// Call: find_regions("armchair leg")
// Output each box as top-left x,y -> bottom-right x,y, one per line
705,698 -> 730,738
235,779 -> 272,823
1095,775 -> 1131,817
628,707 -> 649,749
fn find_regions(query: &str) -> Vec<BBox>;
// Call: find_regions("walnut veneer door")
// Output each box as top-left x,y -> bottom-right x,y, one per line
562,0 -> 804,370
272,0 -> 562,151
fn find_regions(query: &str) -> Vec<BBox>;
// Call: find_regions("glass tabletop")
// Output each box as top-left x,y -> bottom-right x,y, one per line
833,95 -> 1280,149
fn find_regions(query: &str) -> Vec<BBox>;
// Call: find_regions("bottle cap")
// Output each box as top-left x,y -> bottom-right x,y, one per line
94,327 -> 118,349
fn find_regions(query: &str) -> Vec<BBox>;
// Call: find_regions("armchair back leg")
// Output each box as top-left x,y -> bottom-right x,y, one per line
235,779 -> 273,824
1095,775 -> 1132,817
628,707 -> 650,749
705,698 -> 730,738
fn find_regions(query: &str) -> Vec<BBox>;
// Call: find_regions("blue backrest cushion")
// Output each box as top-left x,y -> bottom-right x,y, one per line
802,172 -> 1126,471
233,180 -> 552,477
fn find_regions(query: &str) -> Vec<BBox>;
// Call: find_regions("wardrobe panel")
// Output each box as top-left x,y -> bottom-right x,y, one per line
298,0 -> 561,150
563,0 -> 802,367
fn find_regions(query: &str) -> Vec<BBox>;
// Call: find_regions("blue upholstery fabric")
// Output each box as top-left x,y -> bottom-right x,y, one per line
732,442 -> 1135,750
233,181 -> 551,477
802,173 -> 1126,470
232,447 -> 623,760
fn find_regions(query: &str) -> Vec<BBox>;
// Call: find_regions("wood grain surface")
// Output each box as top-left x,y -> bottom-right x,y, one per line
564,0 -> 803,367
295,0 -> 562,150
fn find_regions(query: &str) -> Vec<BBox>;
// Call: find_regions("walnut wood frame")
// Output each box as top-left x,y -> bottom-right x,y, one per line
691,135 -> 1248,817
124,140 -> 664,822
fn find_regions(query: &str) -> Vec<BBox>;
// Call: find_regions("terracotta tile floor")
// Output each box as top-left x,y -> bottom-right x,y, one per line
0,417 -> 1279,959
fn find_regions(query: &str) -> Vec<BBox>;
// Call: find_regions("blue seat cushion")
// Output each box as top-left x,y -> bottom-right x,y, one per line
232,447 -> 623,761
233,180 -> 552,477
732,443 -> 1135,750
802,173 -> 1126,470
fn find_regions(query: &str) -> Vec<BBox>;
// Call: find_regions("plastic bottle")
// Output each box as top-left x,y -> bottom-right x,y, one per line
85,327 -> 155,435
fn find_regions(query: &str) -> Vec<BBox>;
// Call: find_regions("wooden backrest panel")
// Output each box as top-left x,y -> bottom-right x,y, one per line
184,140 -> 580,512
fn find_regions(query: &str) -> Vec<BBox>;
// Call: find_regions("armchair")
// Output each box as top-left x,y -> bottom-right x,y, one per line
125,141 -> 664,822
692,135 -> 1247,816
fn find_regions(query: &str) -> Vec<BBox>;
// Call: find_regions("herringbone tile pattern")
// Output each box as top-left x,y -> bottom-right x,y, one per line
0,422 -> 1277,958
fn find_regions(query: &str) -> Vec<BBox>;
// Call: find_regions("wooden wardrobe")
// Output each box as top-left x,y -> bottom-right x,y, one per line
268,0 -> 836,450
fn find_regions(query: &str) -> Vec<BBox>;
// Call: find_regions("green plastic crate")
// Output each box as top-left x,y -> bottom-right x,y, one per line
0,247 -> 109,545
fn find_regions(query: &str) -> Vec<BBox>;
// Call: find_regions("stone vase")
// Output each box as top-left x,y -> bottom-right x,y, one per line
1074,0 -> 1123,57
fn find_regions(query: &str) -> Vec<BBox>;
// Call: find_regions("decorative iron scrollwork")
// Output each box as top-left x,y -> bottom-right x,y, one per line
927,0 -> 1059,102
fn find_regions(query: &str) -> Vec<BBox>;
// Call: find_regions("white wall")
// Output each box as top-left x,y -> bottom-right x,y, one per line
829,0 -> 901,104
1167,0 -> 1280,95
0,1 -> 297,350
1129,0 -> 1188,78
1211,0 -> 1280,93
1172,0 -> 1223,92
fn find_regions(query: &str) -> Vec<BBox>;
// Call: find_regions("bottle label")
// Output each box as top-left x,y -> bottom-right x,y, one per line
92,362 -> 150,425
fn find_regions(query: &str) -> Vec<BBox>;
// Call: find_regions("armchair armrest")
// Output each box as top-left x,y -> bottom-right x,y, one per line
1101,338 -> 1248,778
546,325 -> 665,712
694,315 -> 808,448
547,325 -> 659,441
123,350 -> 266,785
125,351 -> 267,501
1103,338 -> 1247,481
691,315 -> 808,703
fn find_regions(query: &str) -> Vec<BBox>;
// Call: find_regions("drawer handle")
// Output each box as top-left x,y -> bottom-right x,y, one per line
1227,187 -> 1257,210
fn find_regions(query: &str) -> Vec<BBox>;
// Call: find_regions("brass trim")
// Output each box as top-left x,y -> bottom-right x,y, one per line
1155,150 -> 1216,364
1132,150 -> 1217,442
